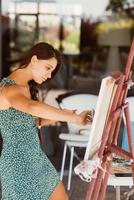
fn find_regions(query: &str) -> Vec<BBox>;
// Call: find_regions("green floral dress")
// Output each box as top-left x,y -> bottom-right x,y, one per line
0,77 -> 60,200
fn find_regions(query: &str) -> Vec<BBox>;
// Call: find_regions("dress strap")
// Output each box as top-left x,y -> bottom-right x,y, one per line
0,77 -> 16,90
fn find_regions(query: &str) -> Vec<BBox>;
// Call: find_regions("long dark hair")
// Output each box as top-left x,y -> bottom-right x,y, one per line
19,42 -> 62,100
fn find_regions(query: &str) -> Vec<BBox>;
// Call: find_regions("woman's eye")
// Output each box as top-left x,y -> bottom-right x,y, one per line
46,67 -> 50,70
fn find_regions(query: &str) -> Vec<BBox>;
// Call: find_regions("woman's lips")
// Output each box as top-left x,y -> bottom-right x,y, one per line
41,77 -> 47,81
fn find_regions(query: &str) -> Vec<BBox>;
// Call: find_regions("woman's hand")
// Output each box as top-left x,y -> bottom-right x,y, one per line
62,109 -> 94,126
76,110 -> 94,126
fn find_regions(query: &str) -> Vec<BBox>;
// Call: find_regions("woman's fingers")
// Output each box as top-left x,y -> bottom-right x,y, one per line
85,116 -> 92,124
83,110 -> 95,125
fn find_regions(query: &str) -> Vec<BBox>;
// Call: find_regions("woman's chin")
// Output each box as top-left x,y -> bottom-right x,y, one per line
34,79 -> 43,84
34,78 -> 47,84
39,80 -> 44,84
39,79 -> 47,84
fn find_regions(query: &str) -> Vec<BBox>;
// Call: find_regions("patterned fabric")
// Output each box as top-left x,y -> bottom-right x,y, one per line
0,77 -> 60,200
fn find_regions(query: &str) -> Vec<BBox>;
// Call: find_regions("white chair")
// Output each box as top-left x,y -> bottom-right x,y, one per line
58,94 -> 98,190
108,176 -> 133,200
108,96 -> 134,200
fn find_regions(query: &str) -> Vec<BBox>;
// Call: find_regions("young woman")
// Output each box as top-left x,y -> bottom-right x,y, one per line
0,42 -> 92,200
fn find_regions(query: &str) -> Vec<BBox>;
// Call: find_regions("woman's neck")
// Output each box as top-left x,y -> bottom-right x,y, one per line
8,67 -> 32,87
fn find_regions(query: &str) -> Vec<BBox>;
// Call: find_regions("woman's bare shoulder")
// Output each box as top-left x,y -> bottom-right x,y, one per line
0,84 -> 31,105
0,83 -> 34,112
0,85 -> 20,110
1,84 -> 21,98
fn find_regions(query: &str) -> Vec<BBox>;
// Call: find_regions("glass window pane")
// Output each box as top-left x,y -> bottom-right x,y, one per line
16,15 -> 37,50
62,16 -> 81,53
39,15 -> 60,49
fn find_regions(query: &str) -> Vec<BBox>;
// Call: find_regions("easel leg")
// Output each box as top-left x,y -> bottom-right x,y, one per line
99,159 -> 112,200
92,160 -> 108,200
85,179 -> 96,200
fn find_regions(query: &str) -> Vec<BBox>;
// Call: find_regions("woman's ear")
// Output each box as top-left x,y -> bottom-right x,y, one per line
31,55 -> 38,65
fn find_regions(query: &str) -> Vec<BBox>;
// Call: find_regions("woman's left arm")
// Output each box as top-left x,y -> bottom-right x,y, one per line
35,108 -> 76,128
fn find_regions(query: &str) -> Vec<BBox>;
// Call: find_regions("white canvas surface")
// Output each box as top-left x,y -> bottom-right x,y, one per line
84,76 -> 117,159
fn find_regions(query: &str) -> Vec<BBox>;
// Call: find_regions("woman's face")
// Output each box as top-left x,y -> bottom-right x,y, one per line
31,56 -> 57,84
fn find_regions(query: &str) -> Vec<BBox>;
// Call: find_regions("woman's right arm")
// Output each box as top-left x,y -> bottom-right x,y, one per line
2,85 -> 90,126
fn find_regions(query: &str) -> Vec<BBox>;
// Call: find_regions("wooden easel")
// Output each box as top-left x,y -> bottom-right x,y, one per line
86,37 -> 134,200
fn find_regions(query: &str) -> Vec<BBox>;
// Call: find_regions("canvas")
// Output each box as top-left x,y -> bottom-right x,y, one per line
84,76 -> 117,159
